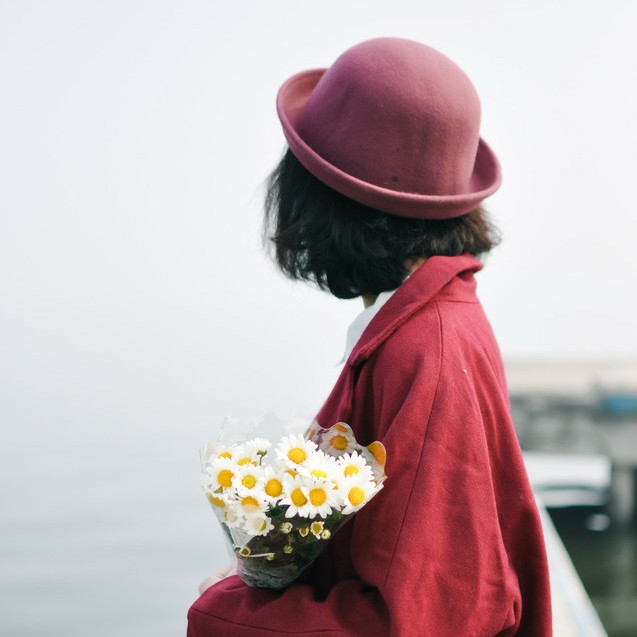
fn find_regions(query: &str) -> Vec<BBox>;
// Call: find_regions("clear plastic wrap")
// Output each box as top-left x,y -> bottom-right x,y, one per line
201,419 -> 387,589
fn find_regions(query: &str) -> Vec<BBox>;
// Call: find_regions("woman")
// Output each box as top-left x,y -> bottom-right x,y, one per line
188,37 -> 552,636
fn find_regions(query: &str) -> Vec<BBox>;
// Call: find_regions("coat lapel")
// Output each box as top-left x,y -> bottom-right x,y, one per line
348,254 -> 483,367
317,254 -> 483,427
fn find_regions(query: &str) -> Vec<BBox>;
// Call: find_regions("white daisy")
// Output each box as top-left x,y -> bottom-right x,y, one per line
260,465 -> 286,503
275,434 -> 318,469
219,445 -> 237,460
280,473 -> 313,518
336,451 -> 374,482
207,457 -> 238,492
202,440 -> 238,464
297,450 -> 339,482
338,474 -> 379,515
232,463 -> 265,496
243,513 -> 275,537
236,493 -> 268,518
232,444 -> 258,467
304,478 -> 339,519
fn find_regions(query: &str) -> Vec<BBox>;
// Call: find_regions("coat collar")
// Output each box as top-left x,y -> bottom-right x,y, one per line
348,254 -> 483,368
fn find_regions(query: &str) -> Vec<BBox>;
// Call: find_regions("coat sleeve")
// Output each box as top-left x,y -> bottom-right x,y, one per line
187,573 -> 390,637
340,301 -> 551,636
188,303 -> 551,636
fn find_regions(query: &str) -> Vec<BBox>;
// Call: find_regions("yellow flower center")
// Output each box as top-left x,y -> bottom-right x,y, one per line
330,435 -> 349,451
291,488 -> 308,507
310,521 -> 324,536
242,475 -> 256,489
265,479 -> 283,497
218,451 -> 232,459
238,457 -> 252,466
311,469 -> 328,479
217,469 -> 233,488
241,496 -> 259,512
309,488 -> 327,506
347,486 -> 366,507
287,447 -> 307,464
285,469 -> 297,478
207,494 -> 225,508
343,464 -> 359,477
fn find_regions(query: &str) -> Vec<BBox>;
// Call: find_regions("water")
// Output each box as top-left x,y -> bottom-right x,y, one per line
0,424 -> 228,637
550,508 -> 637,637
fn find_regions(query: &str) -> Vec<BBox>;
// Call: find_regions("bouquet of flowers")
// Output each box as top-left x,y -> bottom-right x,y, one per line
201,421 -> 387,589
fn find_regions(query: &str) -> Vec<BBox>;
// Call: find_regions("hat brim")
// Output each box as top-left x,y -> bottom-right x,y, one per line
276,69 -> 502,220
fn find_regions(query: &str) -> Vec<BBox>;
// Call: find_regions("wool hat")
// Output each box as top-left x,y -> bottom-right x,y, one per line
276,37 -> 501,220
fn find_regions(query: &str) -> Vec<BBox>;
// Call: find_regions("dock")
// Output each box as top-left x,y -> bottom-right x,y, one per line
507,360 -> 637,525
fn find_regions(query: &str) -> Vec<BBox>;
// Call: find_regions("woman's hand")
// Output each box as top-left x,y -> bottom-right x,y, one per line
198,563 -> 237,595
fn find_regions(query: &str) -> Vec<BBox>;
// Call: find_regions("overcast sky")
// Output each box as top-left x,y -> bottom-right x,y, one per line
2,0 -> 636,430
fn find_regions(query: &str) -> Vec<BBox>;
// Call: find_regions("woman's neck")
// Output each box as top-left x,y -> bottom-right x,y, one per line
362,294 -> 377,309
361,257 -> 426,308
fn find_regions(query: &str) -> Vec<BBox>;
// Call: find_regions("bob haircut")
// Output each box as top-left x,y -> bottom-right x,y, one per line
264,148 -> 501,299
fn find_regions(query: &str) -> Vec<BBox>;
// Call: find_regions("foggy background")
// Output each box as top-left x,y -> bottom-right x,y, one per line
1,1 -> 636,635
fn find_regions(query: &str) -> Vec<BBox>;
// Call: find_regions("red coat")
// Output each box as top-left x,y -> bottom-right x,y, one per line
188,255 -> 552,636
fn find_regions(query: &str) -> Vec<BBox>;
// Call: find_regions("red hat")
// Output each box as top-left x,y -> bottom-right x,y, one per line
276,37 -> 501,220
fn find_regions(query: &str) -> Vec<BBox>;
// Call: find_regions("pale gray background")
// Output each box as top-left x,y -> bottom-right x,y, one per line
1,1 -> 636,635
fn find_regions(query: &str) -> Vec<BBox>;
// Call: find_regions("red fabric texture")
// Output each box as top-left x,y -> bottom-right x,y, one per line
188,254 -> 552,636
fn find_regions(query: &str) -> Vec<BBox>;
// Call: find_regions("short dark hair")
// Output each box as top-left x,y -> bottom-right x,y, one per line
264,148 -> 501,299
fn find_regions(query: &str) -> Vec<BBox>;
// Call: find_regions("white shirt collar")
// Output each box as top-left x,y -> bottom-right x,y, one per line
341,288 -> 399,364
